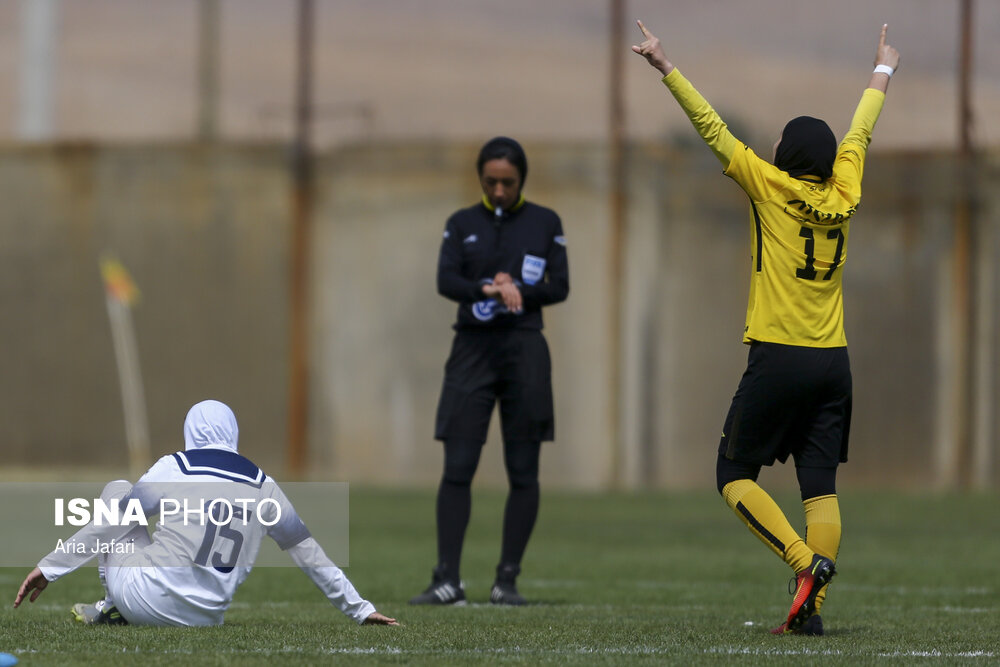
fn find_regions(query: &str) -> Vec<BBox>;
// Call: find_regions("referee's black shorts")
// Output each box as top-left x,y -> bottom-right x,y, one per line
434,329 -> 554,443
718,342 -> 851,467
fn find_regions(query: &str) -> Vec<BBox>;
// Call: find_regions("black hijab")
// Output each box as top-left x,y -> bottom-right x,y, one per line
774,116 -> 836,181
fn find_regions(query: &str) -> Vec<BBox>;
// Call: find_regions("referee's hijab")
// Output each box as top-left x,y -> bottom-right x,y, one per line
183,399 -> 239,452
774,116 -> 837,181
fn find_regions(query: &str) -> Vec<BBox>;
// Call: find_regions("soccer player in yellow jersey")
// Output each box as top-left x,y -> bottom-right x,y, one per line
633,21 -> 899,635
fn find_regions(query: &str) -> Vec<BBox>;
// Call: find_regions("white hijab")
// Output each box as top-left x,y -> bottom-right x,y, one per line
183,399 -> 239,452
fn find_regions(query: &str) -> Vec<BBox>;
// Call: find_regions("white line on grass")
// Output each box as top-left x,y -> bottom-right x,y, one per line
27,603 -> 78,611
876,650 -> 997,658
323,647 -> 404,655
12,644 -> 995,660
938,606 -> 997,613
526,579 -> 584,588
533,578 -> 995,598
709,647 -> 845,657
707,646 -> 997,659
836,583 -> 993,596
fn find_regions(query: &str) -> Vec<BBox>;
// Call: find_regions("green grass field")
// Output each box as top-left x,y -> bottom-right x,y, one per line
1,488 -> 997,665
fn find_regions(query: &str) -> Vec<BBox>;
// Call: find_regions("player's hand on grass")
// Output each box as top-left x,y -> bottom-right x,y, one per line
631,20 -> 673,76
874,24 -> 900,72
13,567 -> 48,608
363,611 -> 399,626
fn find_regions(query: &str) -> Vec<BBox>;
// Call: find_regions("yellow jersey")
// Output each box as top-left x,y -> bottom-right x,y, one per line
663,69 -> 885,347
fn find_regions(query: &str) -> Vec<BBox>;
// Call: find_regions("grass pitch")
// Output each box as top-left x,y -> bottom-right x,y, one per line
1,488 -> 997,665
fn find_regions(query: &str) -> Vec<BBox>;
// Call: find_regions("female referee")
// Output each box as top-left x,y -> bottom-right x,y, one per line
410,137 -> 569,606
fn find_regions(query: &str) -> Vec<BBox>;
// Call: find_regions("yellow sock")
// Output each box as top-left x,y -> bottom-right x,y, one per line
803,494 -> 841,614
722,479 -> 813,573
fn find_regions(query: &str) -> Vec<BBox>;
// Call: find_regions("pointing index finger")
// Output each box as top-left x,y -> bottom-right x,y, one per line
636,19 -> 652,39
879,23 -> 888,47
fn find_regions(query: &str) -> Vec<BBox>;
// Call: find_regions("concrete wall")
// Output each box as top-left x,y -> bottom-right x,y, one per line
1,142 -> 996,489
0,144 -> 289,473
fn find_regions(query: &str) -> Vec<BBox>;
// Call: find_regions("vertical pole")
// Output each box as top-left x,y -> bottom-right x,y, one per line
100,256 -> 150,479
106,298 -> 152,478
608,0 -> 626,488
197,0 -> 220,141
957,0 -> 992,491
958,0 -> 973,158
947,0 -> 975,489
288,0 -> 314,477
972,185 -> 994,490
17,0 -> 59,140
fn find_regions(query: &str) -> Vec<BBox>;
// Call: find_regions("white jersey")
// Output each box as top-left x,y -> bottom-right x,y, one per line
120,446 -> 312,625
39,445 -> 374,626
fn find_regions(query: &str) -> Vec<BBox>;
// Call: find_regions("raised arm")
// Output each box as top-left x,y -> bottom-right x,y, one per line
835,24 -> 899,183
631,20 -> 739,167
630,19 -> 673,76
867,24 -> 900,94
844,25 -> 900,144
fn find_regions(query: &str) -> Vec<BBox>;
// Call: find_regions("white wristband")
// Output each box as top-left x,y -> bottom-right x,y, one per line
873,64 -> 894,77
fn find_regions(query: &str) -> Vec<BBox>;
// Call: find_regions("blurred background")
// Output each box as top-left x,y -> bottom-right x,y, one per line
0,0 -> 996,491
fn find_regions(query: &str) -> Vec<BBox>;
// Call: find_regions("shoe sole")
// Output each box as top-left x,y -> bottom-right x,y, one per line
771,616 -> 824,636
70,603 -> 128,625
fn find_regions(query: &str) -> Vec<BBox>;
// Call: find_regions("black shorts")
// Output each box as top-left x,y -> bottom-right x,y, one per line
718,342 -> 851,467
434,329 -> 554,443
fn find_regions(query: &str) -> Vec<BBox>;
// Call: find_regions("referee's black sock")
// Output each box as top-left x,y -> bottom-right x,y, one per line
498,480 -> 539,571
498,439 -> 541,574
436,438 -> 482,583
435,479 -> 471,583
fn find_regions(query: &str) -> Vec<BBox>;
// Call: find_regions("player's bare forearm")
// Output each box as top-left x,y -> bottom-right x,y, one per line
631,20 -> 674,76
868,24 -> 900,94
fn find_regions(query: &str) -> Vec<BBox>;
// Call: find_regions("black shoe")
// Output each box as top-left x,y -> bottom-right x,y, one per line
71,600 -> 128,625
771,614 -> 824,636
409,568 -> 466,606
785,555 -> 836,631
490,580 -> 526,606
490,563 -> 526,605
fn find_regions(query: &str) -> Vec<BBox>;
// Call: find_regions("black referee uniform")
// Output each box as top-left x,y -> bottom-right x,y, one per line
435,198 -> 569,443
412,153 -> 569,605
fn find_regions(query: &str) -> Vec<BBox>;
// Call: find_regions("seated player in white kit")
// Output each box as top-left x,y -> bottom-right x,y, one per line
13,399 -> 398,627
